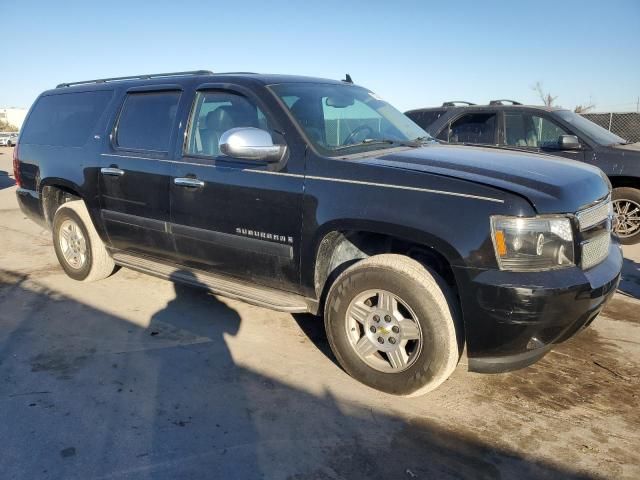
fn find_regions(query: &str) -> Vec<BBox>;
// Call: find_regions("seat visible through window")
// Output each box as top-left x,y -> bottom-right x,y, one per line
187,92 -> 269,157
201,106 -> 237,156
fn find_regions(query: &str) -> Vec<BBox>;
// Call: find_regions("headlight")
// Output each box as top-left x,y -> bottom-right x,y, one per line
491,216 -> 575,271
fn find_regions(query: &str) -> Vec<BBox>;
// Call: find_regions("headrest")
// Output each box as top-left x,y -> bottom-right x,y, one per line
205,106 -> 236,131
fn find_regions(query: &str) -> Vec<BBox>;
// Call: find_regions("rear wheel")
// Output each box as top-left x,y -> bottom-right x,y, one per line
52,200 -> 116,281
324,254 -> 460,396
612,187 -> 640,245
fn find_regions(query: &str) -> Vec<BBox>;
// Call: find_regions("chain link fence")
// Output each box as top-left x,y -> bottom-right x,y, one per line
581,112 -> 640,143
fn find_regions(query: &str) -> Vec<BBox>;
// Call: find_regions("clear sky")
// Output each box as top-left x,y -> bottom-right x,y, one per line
3,0 -> 639,113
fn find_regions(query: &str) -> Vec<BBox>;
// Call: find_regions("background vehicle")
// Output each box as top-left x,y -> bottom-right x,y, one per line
14,72 -> 621,396
0,132 -> 18,146
406,101 -> 640,244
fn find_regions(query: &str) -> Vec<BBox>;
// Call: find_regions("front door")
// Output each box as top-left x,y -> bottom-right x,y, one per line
502,111 -> 586,161
99,88 -> 182,259
169,88 -> 304,291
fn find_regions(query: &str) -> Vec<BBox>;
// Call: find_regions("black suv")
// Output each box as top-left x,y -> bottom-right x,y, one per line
406,101 -> 640,244
14,72 -> 622,396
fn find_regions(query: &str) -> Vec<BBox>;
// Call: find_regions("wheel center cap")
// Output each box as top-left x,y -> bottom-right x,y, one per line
365,309 -> 401,353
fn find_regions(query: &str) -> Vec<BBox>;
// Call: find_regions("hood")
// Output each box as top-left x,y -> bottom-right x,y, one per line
610,142 -> 640,153
370,144 -> 610,214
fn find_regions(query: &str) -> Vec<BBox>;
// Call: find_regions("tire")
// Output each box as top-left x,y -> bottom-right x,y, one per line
612,187 -> 640,245
324,254 -> 460,397
52,200 -> 116,281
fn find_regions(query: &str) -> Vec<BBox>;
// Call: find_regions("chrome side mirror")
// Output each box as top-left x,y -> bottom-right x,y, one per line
219,127 -> 286,162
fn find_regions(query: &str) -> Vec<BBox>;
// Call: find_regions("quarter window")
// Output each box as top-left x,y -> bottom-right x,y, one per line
116,91 -> 181,152
186,91 -> 271,157
20,90 -> 113,147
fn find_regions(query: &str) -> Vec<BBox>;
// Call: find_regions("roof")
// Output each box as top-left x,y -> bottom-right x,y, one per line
406,104 -> 568,114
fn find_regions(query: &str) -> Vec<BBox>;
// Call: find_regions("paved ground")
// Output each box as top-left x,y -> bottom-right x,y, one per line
1,147 -> 639,479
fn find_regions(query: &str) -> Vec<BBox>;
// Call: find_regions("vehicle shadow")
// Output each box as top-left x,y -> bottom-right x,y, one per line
0,267 -> 603,479
618,257 -> 640,300
290,312 -> 338,366
0,170 -> 16,190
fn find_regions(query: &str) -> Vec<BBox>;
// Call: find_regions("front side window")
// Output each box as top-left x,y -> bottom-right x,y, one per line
270,83 -> 428,156
446,113 -> 497,145
186,91 -> 271,157
532,115 -> 570,148
503,113 -> 570,148
116,91 -> 180,152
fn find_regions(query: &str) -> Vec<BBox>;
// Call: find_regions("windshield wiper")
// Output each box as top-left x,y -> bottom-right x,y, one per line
411,136 -> 434,145
333,138 -> 422,152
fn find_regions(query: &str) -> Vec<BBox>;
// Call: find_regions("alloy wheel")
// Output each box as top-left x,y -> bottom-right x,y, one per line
345,289 -> 423,372
58,218 -> 87,269
613,199 -> 640,238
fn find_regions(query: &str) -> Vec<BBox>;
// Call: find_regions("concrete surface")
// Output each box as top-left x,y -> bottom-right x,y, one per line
1,147 -> 639,479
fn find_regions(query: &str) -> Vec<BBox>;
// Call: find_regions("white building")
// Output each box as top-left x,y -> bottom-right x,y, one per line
0,108 -> 28,131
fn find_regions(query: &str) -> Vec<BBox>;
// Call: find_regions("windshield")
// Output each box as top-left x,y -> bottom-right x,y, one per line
555,110 -> 628,145
270,83 -> 431,156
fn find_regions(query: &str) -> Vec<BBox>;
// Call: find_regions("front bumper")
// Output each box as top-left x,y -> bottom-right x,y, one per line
454,240 -> 622,373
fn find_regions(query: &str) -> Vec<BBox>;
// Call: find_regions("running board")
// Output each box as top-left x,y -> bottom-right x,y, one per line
112,252 -> 312,313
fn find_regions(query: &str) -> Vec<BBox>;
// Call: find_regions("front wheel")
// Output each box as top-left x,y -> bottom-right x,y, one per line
612,187 -> 640,245
324,254 -> 460,396
52,200 -> 116,281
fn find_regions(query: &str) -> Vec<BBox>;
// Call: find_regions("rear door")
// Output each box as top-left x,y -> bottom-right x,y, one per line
99,86 -> 183,259
169,86 -> 304,291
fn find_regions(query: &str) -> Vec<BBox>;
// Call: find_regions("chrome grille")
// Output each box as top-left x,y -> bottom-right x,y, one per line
576,197 -> 612,270
576,197 -> 611,231
581,232 -> 611,269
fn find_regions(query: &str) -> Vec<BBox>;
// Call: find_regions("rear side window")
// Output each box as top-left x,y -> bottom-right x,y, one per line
116,91 -> 181,152
447,113 -> 497,145
20,90 -> 112,147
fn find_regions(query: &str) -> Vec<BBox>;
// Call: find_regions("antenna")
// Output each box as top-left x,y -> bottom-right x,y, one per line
342,74 -> 353,84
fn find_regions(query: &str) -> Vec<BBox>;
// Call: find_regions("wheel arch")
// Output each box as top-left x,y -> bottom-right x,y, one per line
39,179 -> 84,227
310,221 -> 463,312
609,175 -> 640,190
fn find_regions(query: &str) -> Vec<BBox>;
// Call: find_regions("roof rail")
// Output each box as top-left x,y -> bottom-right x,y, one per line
442,101 -> 476,107
489,99 -> 522,105
56,70 -> 214,88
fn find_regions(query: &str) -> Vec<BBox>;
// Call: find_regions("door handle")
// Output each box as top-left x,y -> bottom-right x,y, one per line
101,167 -> 125,177
174,177 -> 205,188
